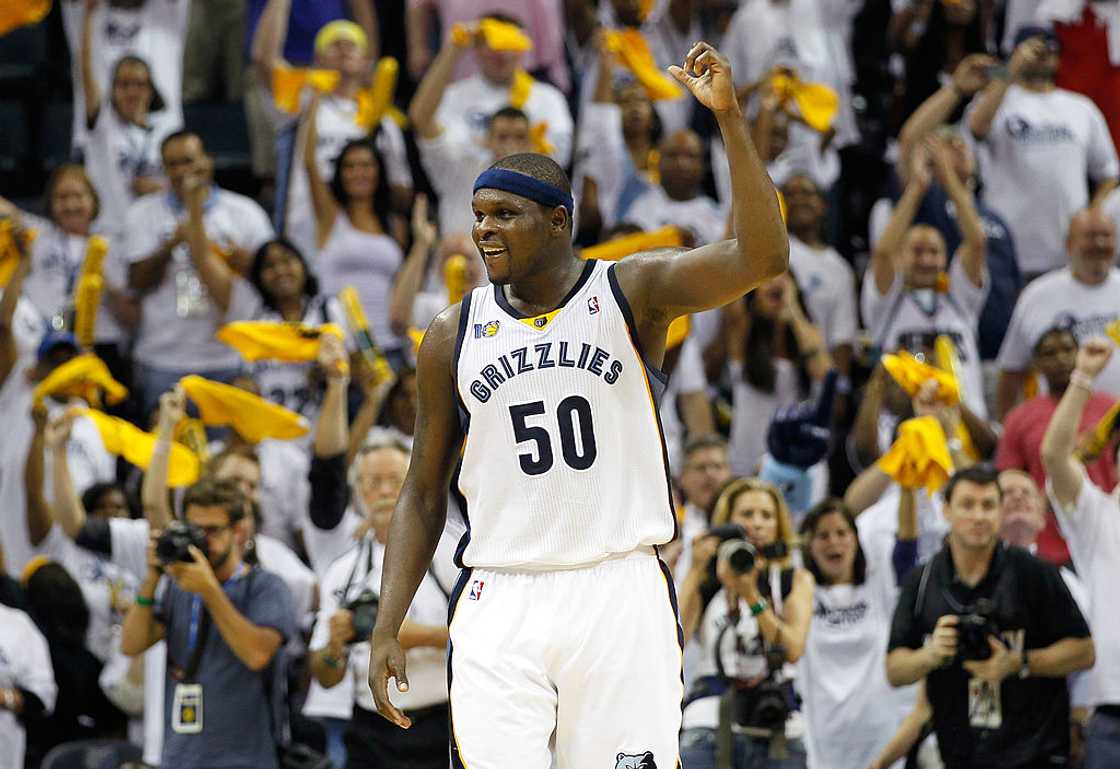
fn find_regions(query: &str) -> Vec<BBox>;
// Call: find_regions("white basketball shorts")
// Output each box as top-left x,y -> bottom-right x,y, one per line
447,548 -> 683,769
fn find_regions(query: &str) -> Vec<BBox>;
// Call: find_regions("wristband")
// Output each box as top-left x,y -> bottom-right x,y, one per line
1070,370 -> 1094,392
749,599 -> 769,617
135,595 -> 155,607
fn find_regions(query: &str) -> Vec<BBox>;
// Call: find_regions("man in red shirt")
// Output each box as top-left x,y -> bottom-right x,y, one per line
997,327 -> 1118,564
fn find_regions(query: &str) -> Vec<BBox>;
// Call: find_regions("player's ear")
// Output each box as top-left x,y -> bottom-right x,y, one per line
549,205 -> 569,236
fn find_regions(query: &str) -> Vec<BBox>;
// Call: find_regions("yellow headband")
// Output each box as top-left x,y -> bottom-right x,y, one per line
314,20 -> 369,57
21,555 -> 52,586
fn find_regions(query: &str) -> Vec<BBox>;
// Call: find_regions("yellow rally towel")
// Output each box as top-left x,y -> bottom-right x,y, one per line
878,416 -> 954,494
478,18 -> 533,52
180,375 -> 310,443
356,57 -> 399,130
0,0 -> 50,36
580,225 -> 684,261
33,353 -> 128,407
1106,319 -> 1120,348
934,335 -> 979,460
74,235 -> 110,349
271,66 -> 341,114
604,29 -> 683,101
444,255 -> 470,305
78,408 -> 200,487
666,315 -> 690,350
529,121 -> 554,155
881,351 -> 960,404
770,72 -> 839,134
0,220 -> 37,287
510,68 -> 535,109
1077,399 -> 1120,463
217,321 -> 345,363
174,418 -> 211,465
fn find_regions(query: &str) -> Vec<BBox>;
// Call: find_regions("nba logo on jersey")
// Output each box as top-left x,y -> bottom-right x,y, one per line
588,296 -> 600,315
469,579 -> 485,601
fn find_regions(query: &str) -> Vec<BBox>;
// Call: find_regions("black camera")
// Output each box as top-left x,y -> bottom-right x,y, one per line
156,521 -> 209,564
958,611 -> 1001,661
709,524 -> 789,577
345,590 -> 380,641
731,646 -> 792,731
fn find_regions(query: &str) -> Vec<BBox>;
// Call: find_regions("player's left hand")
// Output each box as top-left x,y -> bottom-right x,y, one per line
369,632 -> 412,728
669,42 -> 738,114
962,636 -> 1019,683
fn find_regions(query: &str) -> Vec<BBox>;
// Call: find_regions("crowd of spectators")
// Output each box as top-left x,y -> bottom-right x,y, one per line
2,0 -> 1120,768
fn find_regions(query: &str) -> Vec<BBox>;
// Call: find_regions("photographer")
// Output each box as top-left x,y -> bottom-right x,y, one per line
886,466 -> 1095,769
678,478 -> 815,769
308,436 -> 452,769
121,478 -> 296,769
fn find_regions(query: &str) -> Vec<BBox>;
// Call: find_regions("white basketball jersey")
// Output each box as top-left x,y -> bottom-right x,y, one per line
453,260 -> 676,569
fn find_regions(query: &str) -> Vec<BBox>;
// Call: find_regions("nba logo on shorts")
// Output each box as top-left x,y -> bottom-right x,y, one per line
469,580 -> 485,601
588,296 -> 600,315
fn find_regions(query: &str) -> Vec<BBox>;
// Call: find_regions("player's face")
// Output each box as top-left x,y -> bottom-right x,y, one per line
259,242 -> 307,302
472,189 -> 555,285
901,227 -> 946,289
808,511 -> 857,584
946,480 -> 1002,551
49,171 -> 97,235
355,448 -> 409,541
339,145 -> 380,200
998,471 -> 1045,547
729,490 -> 780,549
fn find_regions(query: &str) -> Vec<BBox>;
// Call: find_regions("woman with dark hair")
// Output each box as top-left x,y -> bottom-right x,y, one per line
227,237 -> 352,426
21,561 -> 127,767
723,273 -> 832,476
304,92 -> 406,363
796,499 -> 919,769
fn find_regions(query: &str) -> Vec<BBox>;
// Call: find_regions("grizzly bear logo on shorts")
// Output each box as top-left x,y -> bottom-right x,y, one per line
614,751 -> 656,769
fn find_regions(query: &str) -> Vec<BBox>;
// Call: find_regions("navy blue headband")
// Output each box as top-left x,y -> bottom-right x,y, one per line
473,168 -> 573,214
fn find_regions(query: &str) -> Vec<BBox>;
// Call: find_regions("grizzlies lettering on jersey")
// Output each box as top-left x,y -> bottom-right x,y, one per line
453,260 -> 676,569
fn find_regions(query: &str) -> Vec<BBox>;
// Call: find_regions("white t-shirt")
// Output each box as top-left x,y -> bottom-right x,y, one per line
308,534 -> 453,713
0,605 -> 57,769
436,73 -> 574,167
315,215 -> 404,352
417,129 -> 492,239
861,256 -> 989,418
997,267 -> 1120,398
965,85 -> 1119,274
620,186 -> 726,246
798,534 -> 917,769
61,0 -> 188,150
18,213 -> 126,344
728,359 -> 800,477
789,237 -> 858,350
1048,470 -> 1120,707
255,533 -> 316,622
572,101 -> 632,232
0,377 -> 115,576
36,525 -> 137,663
303,508 -> 363,578
124,188 -> 274,370
276,93 -> 411,261
712,129 -> 841,209
85,105 -> 166,239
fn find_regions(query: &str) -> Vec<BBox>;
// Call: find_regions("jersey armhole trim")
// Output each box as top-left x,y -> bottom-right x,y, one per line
451,292 -> 473,416
606,263 -> 669,386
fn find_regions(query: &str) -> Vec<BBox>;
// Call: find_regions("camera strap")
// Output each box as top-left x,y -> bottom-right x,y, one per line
178,601 -> 212,683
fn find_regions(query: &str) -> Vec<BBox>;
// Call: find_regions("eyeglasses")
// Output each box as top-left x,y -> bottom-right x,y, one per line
198,524 -> 231,538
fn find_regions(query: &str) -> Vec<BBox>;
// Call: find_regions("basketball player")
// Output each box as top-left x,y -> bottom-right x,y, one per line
368,42 -> 788,768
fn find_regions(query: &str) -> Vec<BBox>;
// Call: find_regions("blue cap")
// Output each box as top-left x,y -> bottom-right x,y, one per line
766,369 -> 837,469
1013,24 -> 1059,50
37,331 -> 79,362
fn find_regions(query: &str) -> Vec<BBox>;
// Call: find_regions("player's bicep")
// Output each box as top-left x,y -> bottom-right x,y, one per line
405,307 -> 464,499
617,242 -> 778,321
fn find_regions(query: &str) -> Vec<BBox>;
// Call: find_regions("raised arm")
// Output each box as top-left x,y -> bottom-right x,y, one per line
80,0 -> 102,126
303,93 -> 341,249
930,138 -> 986,287
368,304 -> 462,729
388,196 -> 436,336
120,538 -> 167,656
615,43 -> 787,356
781,276 -> 833,382
871,146 -> 931,295
868,681 -> 932,769
141,387 -> 186,529
314,332 -> 350,459
1041,338 -> 1112,508
407,27 -> 472,140
250,0 -> 291,87
25,407 -> 54,547
897,54 -> 994,184
0,225 -> 31,388
183,178 -> 235,311
42,412 -> 87,539
968,40 -> 1038,140
347,0 -> 379,62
